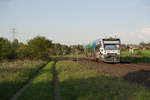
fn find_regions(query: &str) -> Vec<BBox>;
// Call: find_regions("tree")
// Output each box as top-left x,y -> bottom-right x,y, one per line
54,43 -> 63,55
17,43 -> 30,59
71,45 -> 84,55
0,37 -> 14,60
27,36 -> 52,59
140,42 -> 146,46
0,36 -> 75,60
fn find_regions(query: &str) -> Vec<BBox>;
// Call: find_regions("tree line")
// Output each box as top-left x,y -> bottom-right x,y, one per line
0,36 -> 84,60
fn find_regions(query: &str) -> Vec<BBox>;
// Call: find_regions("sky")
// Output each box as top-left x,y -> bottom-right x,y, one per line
0,0 -> 150,45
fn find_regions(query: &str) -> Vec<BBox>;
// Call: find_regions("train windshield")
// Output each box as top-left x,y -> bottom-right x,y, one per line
104,44 -> 119,50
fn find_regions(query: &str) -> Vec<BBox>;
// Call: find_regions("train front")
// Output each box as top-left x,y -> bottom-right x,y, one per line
102,38 -> 121,63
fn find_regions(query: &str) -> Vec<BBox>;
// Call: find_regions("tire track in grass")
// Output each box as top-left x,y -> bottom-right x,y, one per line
16,61 -> 54,100
53,61 -> 61,100
10,62 -> 49,100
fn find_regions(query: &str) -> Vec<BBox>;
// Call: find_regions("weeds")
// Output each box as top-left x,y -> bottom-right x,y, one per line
0,60 -> 46,100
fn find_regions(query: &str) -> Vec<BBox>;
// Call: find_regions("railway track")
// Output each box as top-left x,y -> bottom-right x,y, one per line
83,58 -> 150,72
117,63 -> 150,72
56,57 -> 150,72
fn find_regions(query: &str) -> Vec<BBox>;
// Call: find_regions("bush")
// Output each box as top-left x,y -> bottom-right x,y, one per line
136,51 -> 142,56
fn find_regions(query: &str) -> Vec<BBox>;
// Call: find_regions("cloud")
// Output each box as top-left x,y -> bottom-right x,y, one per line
117,25 -> 150,44
141,25 -> 150,33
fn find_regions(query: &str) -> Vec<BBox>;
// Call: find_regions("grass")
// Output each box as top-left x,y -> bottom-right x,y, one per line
121,49 -> 150,63
54,54 -> 85,58
56,60 -> 150,100
121,49 -> 150,57
0,60 -> 47,100
17,61 -> 55,100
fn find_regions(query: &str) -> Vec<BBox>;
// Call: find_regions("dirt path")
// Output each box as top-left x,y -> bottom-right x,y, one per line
53,62 -> 61,100
10,63 -> 47,100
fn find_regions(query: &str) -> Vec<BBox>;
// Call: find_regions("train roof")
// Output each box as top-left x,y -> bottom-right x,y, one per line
102,38 -> 120,41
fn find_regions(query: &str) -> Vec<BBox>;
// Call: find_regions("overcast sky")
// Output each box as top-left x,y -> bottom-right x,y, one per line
0,0 -> 150,45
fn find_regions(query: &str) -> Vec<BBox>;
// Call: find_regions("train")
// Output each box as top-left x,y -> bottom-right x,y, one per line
85,38 -> 121,63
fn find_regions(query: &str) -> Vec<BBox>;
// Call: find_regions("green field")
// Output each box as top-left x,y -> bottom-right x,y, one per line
121,49 -> 150,57
56,60 -> 150,100
1,59 -> 150,100
0,60 -> 47,100
17,61 -> 54,100
121,49 -> 150,63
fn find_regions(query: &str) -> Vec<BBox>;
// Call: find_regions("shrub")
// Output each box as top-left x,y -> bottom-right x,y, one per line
136,51 -> 142,56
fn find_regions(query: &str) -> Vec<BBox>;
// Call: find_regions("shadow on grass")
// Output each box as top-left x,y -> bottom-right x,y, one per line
17,81 -> 53,100
0,80 -> 53,100
0,67 -> 39,100
0,63 -> 47,100
0,81 -> 25,100
2,71 -> 150,100
58,75 -> 150,100
17,63 -> 54,100
121,56 -> 150,64
2,72 -> 149,100
123,70 -> 150,88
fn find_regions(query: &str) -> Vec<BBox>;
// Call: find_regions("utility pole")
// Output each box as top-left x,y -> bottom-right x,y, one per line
12,27 -> 16,40
9,27 -> 17,41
